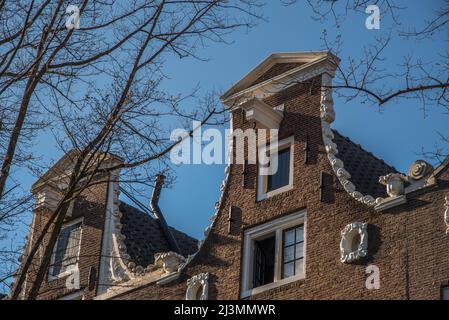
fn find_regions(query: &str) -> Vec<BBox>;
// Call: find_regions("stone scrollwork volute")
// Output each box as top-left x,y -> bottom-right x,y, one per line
340,222 -> 368,263
319,74 -> 379,207
109,180 -> 134,284
186,273 -> 209,300
444,195 -> 449,235
152,252 -> 186,274
407,160 -> 433,181
379,173 -> 408,197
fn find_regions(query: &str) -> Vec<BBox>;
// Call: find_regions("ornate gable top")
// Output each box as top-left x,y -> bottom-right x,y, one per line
220,51 -> 339,103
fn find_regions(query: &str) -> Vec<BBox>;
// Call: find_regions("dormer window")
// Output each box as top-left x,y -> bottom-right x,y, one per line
49,218 -> 83,280
258,136 -> 294,200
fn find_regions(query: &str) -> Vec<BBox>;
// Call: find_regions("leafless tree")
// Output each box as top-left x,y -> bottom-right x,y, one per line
0,0 -> 263,299
284,0 -> 449,160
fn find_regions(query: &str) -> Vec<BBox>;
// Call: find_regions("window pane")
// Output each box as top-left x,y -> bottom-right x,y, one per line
52,222 -> 81,276
442,287 -> 449,300
267,148 -> 290,192
295,244 -> 304,259
283,262 -> 294,278
295,259 -> 304,276
284,229 -> 295,246
284,245 -> 295,263
295,227 -> 304,242
252,235 -> 276,289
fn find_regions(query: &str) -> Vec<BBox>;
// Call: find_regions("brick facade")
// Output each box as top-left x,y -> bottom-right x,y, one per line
17,54 -> 449,300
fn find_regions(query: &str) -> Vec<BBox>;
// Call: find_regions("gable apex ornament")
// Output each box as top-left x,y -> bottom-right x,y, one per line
407,160 -> 433,181
379,173 -> 408,197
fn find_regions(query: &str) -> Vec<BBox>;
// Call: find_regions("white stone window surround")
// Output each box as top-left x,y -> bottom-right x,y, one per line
241,210 -> 306,298
58,290 -> 84,300
48,216 -> 83,281
257,136 -> 295,201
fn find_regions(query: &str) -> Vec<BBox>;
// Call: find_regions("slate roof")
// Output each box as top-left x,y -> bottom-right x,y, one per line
333,130 -> 399,198
119,202 -> 199,268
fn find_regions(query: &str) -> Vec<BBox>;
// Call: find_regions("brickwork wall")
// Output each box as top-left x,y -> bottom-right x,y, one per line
111,76 -> 449,300
24,175 -> 109,300
27,73 -> 449,300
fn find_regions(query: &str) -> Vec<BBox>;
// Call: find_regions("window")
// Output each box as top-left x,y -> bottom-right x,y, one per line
257,136 -> 294,200
253,235 -> 275,288
241,210 -> 306,298
442,286 -> 449,300
49,219 -> 82,280
58,290 -> 84,300
267,148 -> 291,192
282,226 -> 304,278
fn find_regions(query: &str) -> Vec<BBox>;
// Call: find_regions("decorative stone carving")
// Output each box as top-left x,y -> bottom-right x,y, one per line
343,180 -> 356,193
444,195 -> 449,235
108,180 -> 134,284
319,74 -> 381,207
153,252 -> 186,274
404,160 -> 436,194
186,273 -> 209,300
362,195 -> 375,205
340,222 -> 368,263
407,160 -> 433,181
337,168 -> 351,180
379,173 -> 408,197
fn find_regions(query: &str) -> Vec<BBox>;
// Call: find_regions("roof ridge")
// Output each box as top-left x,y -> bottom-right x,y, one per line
332,129 -> 399,173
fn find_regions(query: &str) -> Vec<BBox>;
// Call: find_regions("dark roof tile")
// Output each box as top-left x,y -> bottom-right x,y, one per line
333,130 -> 398,198
119,202 -> 198,268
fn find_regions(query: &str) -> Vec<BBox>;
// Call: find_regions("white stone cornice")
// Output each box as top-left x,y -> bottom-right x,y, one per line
374,195 -> 407,212
240,97 -> 284,129
222,58 -> 337,107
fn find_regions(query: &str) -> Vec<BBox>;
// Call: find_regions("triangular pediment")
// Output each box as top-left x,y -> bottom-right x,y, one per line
221,51 -> 339,103
31,150 -> 122,193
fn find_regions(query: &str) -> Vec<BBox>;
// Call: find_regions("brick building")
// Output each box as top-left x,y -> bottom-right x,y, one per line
14,51 -> 449,300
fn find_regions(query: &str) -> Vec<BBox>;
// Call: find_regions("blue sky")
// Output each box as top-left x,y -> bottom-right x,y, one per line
1,1 -> 447,293
157,0 -> 448,240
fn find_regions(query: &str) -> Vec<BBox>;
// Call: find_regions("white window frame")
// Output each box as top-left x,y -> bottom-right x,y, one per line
257,136 -> 294,201
48,216 -> 83,281
58,290 -> 84,300
240,210 -> 306,298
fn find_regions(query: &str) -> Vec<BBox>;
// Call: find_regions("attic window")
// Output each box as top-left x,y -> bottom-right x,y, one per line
257,136 -> 294,201
267,148 -> 291,192
49,218 -> 83,280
